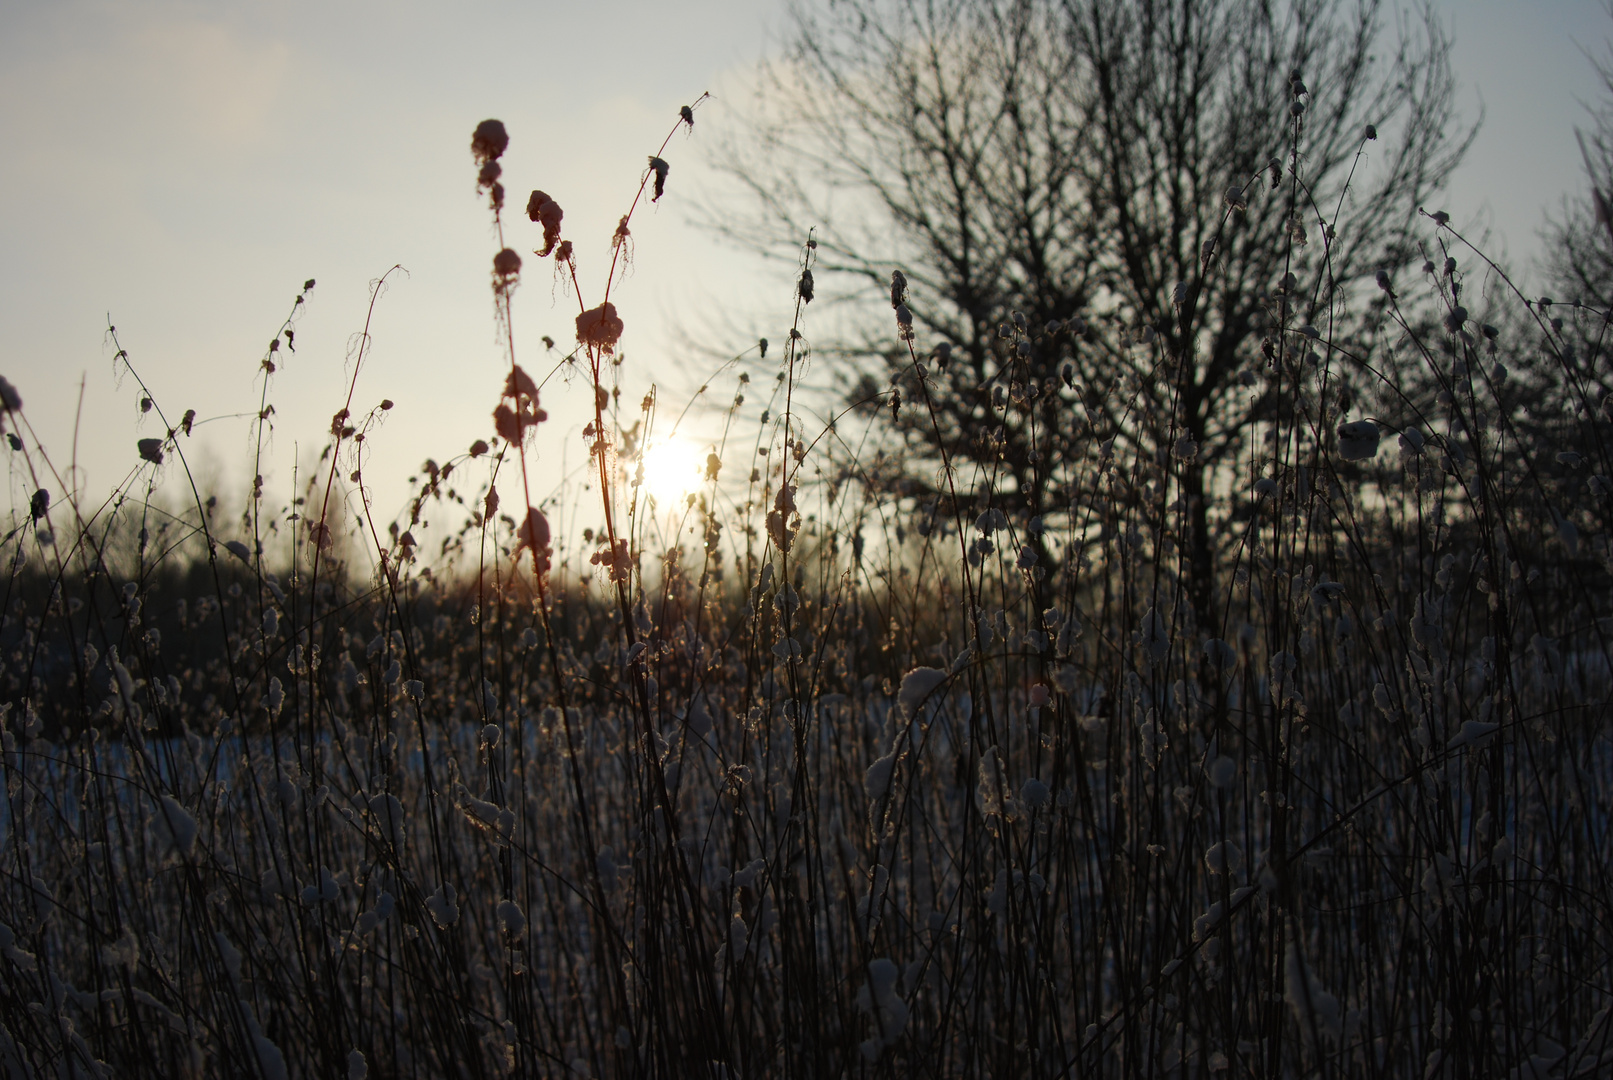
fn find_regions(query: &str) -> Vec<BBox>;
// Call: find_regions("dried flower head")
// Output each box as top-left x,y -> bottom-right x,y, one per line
526,190 -> 564,256
0,376 -> 20,411
494,365 -> 546,443
648,157 -> 670,202
798,267 -> 814,304
576,302 -> 624,353
890,270 -> 908,309
137,437 -> 165,464
492,248 -> 522,282
590,537 -> 632,582
504,365 -> 538,401
471,120 -> 509,164
514,506 -> 552,576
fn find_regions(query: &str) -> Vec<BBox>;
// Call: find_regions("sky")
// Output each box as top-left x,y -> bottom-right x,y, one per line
1,0 -> 1611,557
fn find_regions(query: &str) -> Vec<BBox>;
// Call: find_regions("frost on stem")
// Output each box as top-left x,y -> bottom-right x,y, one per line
897,667 -> 947,720
368,792 -> 406,853
977,746 -> 1011,820
1336,420 -> 1381,461
156,794 -> 197,856
1447,719 -> 1500,751
526,190 -> 564,257
1205,841 -> 1244,874
425,883 -> 459,928
767,483 -> 798,554
496,898 -> 526,941
895,303 -> 914,342
241,1001 -> 289,1080
1139,606 -> 1171,665
1285,938 -> 1343,1049
866,750 -> 898,803
861,958 -> 909,1054
576,302 -> 624,353
590,538 -> 631,584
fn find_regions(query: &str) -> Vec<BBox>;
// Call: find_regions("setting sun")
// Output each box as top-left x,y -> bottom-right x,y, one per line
639,435 -> 706,505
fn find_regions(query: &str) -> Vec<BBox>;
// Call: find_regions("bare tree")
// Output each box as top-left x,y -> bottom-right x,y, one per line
1542,3 -> 1613,315
707,0 -> 1472,623
1520,8 -> 1613,550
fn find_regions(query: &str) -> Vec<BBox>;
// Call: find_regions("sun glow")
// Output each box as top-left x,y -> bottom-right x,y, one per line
639,436 -> 706,506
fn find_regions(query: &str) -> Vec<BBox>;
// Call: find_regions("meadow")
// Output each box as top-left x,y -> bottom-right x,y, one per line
1,100 -> 1612,1079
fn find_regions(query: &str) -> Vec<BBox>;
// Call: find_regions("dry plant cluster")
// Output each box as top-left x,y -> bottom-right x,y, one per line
1,84 -> 1612,1080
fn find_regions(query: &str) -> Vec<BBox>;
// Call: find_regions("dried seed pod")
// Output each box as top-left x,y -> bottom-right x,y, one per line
526,191 -> 564,256
471,119 -> 509,164
576,302 -> 625,352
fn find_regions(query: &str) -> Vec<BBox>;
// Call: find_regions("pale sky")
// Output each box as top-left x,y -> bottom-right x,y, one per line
1,0 -> 1610,554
